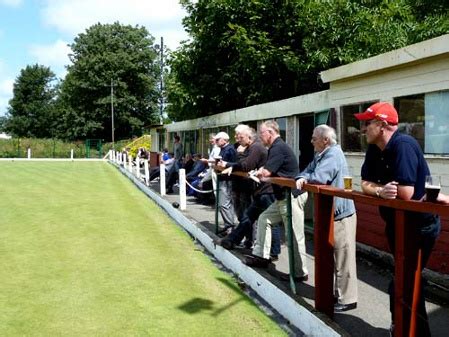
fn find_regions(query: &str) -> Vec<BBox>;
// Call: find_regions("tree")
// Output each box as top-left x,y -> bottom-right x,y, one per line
4,64 -> 58,138
59,22 -> 160,141
167,0 -> 448,121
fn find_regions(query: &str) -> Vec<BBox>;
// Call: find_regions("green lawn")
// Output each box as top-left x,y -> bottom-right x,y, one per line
0,162 -> 285,337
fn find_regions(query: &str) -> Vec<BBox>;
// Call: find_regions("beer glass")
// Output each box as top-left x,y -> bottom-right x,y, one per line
425,175 -> 441,202
343,167 -> 353,191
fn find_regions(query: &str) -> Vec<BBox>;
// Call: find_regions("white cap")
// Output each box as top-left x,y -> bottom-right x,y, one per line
214,131 -> 230,140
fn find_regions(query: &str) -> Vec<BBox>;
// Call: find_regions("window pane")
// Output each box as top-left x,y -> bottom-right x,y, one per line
394,94 -> 424,150
276,117 -> 286,140
425,90 -> 449,154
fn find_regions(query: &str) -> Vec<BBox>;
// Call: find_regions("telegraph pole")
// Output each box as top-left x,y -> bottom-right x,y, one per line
111,79 -> 115,149
159,36 -> 164,122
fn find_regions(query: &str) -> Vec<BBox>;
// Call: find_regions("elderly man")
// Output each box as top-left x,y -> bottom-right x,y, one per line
355,102 -> 440,335
296,124 -> 357,312
215,131 -> 237,231
244,120 -> 308,283
217,125 -> 280,256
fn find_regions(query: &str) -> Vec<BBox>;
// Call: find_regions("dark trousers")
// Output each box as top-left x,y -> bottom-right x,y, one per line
386,216 -> 440,336
228,193 -> 281,254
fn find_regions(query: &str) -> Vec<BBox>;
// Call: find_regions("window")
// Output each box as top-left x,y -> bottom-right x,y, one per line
276,117 -> 286,140
341,101 -> 377,152
424,91 -> 449,154
394,94 -> 424,150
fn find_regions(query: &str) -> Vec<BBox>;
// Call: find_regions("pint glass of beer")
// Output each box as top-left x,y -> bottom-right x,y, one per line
425,175 -> 441,202
343,176 -> 353,190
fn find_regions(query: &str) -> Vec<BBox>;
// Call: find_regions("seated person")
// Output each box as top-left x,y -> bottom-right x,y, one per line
183,153 -> 195,174
149,153 -> 175,181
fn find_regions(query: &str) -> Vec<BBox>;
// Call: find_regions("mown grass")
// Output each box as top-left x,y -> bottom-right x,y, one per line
0,162 -> 286,337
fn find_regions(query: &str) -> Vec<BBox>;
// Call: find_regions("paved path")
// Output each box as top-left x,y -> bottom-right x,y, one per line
147,179 -> 449,336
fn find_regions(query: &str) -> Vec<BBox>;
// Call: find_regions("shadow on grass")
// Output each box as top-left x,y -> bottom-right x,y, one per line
177,277 -> 252,316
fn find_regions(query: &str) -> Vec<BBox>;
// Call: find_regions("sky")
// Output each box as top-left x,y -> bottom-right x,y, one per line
0,0 -> 190,116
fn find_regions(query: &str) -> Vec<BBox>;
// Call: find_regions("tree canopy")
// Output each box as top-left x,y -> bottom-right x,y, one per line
4,64 -> 58,138
58,22 -> 160,141
167,0 -> 449,121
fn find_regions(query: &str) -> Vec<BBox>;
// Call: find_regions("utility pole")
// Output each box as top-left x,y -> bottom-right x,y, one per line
159,36 -> 164,123
111,78 -> 115,149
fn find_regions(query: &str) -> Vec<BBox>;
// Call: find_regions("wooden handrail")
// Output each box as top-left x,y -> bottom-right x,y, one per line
216,169 -> 447,336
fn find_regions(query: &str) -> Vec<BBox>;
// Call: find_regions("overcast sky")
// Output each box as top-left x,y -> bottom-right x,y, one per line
0,0 -> 190,116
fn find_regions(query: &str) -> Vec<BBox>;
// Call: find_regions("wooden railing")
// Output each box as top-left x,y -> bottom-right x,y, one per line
266,176 -> 449,337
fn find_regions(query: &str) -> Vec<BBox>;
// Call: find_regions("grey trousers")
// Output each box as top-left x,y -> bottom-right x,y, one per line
334,213 -> 358,304
253,192 -> 309,277
218,180 -> 235,228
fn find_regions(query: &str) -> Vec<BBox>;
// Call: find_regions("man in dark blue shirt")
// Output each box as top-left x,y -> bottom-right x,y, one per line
355,102 -> 440,336
215,131 -> 237,231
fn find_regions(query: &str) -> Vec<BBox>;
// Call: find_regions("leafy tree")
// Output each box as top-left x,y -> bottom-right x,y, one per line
167,0 -> 448,121
0,116 -> 6,132
59,22 -> 160,141
4,64 -> 58,138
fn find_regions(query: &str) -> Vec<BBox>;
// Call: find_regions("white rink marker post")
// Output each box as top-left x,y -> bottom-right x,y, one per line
70,149 -> 74,160
27,148 -> 31,159
128,155 -> 133,172
144,160 -> 150,186
179,168 -> 186,210
135,157 -> 141,179
160,163 -> 166,196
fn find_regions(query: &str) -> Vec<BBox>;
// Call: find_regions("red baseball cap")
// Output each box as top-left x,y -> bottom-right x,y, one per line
354,102 -> 398,125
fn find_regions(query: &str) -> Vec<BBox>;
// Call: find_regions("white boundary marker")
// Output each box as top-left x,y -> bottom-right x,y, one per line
112,161 -> 342,337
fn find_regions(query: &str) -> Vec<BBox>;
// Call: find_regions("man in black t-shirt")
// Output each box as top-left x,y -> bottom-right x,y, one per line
244,120 -> 308,282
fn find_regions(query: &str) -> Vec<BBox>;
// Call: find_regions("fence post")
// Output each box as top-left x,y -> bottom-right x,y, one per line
27,147 -> 31,159
144,160 -> 150,186
160,163 -> 166,196
285,189 -> 297,295
215,173 -> 220,234
128,155 -> 133,172
70,149 -> 74,160
394,210 -> 422,337
179,169 -> 186,210
313,190 -> 335,318
135,157 -> 141,178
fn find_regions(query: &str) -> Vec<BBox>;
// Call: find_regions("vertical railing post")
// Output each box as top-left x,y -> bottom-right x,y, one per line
179,169 -> 186,210
160,163 -> 166,196
135,157 -> 141,178
285,189 -> 296,294
313,189 -> 335,318
27,147 -> 31,159
128,155 -> 133,172
215,173 -> 220,234
144,160 -> 150,186
70,149 -> 74,161
394,210 -> 421,337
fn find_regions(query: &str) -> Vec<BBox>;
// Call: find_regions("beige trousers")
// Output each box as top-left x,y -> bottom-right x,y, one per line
253,192 -> 308,277
334,213 -> 358,304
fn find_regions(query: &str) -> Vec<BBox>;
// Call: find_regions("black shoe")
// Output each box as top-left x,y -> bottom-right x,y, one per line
220,238 -> 234,250
334,302 -> 357,312
269,254 -> 279,261
244,254 -> 270,268
280,274 -> 308,282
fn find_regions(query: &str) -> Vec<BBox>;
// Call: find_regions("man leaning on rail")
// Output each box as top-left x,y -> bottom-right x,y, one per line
354,102 -> 441,336
244,120 -> 308,283
215,125 -> 281,258
295,124 -> 358,313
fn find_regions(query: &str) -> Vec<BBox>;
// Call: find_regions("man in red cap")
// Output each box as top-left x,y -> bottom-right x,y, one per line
355,102 -> 440,336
